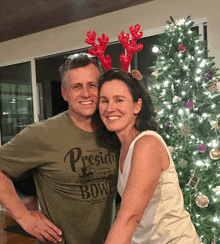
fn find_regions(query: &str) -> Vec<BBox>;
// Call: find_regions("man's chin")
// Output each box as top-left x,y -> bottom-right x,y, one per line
68,109 -> 96,119
81,110 -> 97,118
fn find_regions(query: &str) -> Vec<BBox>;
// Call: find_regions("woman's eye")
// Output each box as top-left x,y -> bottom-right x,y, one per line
100,100 -> 108,103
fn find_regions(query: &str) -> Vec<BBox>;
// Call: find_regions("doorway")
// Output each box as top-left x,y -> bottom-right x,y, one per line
35,51 -> 71,119
35,42 -> 124,120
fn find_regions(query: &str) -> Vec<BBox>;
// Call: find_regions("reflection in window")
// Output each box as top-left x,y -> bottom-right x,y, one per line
0,62 -> 34,145
136,35 -> 160,88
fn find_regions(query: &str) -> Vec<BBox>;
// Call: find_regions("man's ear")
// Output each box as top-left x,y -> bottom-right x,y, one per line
61,87 -> 68,101
134,98 -> 142,115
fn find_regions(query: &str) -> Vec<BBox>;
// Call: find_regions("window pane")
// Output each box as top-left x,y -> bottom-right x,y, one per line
0,62 -> 34,145
134,35 -> 159,88
105,41 -> 125,69
137,35 -> 159,74
203,22 -> 207,42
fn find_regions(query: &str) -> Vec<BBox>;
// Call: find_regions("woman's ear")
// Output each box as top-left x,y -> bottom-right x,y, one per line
134,98 -> 142,115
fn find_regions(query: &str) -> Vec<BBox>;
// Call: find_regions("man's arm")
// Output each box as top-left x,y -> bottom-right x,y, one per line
0,169 -> 63,243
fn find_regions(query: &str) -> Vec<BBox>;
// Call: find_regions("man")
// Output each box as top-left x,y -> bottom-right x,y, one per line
0,53 -> 119,244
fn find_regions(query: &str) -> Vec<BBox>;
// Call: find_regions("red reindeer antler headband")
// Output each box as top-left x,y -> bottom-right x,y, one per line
85,24 -> 143,73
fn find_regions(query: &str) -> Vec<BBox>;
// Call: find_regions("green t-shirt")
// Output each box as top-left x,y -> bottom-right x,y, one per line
0,111 -> 119,244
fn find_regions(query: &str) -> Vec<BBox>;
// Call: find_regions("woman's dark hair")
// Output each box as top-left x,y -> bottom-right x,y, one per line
93,68 -> 157,150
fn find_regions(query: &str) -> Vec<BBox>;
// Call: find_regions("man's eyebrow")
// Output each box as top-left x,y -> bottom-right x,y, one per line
70,83 -> 82,87
70,81 -> 98,87
88,81 -> 98,84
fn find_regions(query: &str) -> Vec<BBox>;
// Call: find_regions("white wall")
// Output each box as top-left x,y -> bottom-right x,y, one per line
1,0 -> 220,69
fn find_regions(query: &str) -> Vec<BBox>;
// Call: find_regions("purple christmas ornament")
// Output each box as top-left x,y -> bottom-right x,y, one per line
205,72 -> 212,80
163,123 -> 171,131
198,143 -> 206,152
185,101 -> 193,109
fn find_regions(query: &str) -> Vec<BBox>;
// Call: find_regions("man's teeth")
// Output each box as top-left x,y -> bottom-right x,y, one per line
80,101 -> 92,104
108,116 -> 120,120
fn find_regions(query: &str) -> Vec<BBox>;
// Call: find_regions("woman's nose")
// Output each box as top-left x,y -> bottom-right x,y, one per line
106,101 -> 116,112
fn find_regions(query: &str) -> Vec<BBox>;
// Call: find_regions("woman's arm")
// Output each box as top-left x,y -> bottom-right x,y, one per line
105,135 -> 169,244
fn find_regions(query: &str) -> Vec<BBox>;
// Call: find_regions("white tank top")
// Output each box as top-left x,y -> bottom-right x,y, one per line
117,130 -> 201,244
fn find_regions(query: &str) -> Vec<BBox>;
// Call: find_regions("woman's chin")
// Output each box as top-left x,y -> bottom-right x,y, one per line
105,125 -> 117,132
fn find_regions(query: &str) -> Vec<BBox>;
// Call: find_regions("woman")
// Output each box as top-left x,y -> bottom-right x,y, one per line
96,68 -> 201,244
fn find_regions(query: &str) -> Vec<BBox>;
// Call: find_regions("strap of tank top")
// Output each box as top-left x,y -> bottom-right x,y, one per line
130,130 -> 173,162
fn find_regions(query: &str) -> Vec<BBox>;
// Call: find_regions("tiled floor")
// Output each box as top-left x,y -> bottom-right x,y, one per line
0,211 -> 37,244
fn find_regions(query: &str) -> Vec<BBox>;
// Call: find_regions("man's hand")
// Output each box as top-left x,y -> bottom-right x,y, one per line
17,211 -> 63,243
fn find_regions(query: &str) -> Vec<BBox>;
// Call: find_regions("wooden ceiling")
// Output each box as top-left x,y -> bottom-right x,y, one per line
0,0 -> 153,43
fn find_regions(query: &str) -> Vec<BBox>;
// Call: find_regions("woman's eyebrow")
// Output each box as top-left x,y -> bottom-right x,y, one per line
100,95 -> 126,99
113,95 -> 126,99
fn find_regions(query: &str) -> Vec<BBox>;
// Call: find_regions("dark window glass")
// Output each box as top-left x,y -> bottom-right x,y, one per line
0,62 -> 34,145
203,22 -> 207,42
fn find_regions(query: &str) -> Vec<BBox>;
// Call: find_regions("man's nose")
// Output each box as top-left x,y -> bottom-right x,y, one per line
81,87 -> 91,97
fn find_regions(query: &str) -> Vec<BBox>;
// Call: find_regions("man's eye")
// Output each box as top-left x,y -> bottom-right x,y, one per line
89,83 -> 98,87
116,99 -> 123,102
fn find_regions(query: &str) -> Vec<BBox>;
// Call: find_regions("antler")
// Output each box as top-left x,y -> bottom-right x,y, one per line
85,31 -> 112,70
118,24 -> 143,72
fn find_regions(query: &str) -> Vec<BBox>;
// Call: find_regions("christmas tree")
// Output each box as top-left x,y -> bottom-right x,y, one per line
149,16 -> 220,243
